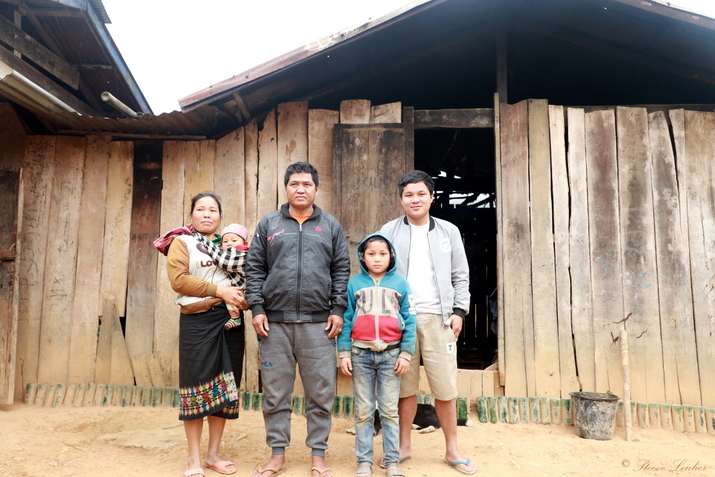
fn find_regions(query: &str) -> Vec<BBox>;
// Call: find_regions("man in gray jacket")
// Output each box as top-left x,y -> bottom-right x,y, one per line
381,170 -> 477,475
246,162 -> 350,477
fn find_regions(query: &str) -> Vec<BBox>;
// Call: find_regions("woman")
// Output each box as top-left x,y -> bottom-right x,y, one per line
165,191 -> 246,477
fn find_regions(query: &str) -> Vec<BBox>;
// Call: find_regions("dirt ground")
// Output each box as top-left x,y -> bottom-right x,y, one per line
1,403 -> 713,477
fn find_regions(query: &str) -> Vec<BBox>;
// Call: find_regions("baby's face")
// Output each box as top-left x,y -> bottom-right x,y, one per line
221,233 -> 246,248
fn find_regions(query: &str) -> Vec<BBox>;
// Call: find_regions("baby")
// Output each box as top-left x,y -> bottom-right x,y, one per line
219,223 -> 249,330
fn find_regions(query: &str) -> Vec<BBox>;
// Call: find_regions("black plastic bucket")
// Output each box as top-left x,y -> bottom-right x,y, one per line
569,392 -> 619,440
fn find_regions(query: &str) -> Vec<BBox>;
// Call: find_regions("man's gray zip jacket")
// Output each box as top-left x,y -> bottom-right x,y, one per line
245,203 -> 351,322
380,215 -> 470,325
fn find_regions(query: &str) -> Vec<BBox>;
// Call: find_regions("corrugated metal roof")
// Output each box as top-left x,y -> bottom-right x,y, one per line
89,0 -> 111,24
21,0 -> 715,140
168,0 -> 715,138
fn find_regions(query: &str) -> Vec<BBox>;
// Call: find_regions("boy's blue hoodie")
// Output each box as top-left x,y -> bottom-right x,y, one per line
337,232 -> 416,361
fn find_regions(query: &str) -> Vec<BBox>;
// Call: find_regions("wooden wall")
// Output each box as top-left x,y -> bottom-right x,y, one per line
8,100 -> 715,411
499,101 -> 713,408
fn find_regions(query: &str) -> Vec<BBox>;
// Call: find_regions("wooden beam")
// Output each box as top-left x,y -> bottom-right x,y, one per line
232,91 -> 250,123
0,48 -> 95,115
57,130 -> 206,140
0,14 -> 79,88
414,108 -> 494,129
26,8 -> 83,18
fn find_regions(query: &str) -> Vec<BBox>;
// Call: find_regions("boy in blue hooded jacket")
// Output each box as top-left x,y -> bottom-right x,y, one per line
338,232 -> 417,477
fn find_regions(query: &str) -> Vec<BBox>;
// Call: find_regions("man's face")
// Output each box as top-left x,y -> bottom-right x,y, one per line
400,181 -> 433,225
285,172 -> 317,211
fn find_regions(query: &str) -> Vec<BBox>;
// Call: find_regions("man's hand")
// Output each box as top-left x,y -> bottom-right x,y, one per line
340,357 -> 353,376
325,314 -> 344,338
394,356 -> 411,375
253,313 -> 270,336
449,314 -> 463,338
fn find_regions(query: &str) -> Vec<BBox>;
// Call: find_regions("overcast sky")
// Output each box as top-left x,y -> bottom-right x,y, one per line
102,0 -> 715,115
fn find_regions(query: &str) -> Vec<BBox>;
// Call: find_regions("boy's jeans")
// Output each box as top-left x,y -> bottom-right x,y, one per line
351,346 -> 402,467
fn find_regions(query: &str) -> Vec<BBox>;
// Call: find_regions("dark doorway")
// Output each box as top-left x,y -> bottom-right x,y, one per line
414,128 -> 497,370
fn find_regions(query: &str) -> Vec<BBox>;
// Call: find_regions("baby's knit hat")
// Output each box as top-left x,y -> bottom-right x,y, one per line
221,223 -> 248,242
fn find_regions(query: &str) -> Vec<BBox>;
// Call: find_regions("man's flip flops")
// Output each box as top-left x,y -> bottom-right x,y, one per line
444,458 -> 477,475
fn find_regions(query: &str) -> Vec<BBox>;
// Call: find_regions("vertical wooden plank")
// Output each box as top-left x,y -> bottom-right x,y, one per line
682,110 -> 715,408
37,136 -> 85,385
126,142 -> 162,358
616,107 -> 665,405
654,110 -> 700,406
566,108 -> 596,392
257,110 -> 278,220
100,141 -> 133,317
244,120 -> 259,233
154,142 -> 184,387
277,102 -> 308,205
0,170 -> 22,404
214,128 -> 246,231
184,140 -> 216,217
585,109 -> 624,397
549,105 -> 578,396
308,109 -> 339,216
340,99 -> 371,124
371,102 -> 401,124
67,136 -> 109,383
494,94 -> 506,387
243,120 -> 260,393
528,99 -> 560,397
16,136 -> 56,398
499,100 -> 531,398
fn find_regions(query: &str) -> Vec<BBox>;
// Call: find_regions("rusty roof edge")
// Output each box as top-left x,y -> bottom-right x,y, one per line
178,0 -> 438,111
610,0 -> 715,27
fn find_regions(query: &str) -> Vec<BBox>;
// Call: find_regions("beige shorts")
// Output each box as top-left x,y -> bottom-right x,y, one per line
400,312 -> 458,401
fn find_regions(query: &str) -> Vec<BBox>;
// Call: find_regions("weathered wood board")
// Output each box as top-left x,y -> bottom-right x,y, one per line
566,108 -> 595,392
499,100 -> 531,398
340,99 -> 371,124
654,110 -> 700,406
154,142 -> 184,386
528,99 -> 560,397
37,137 -> 85,385
549,105 -> 578,396
257,110 -> 278,221
333,123 -> 412,275
15,136 -> 56,399
67,136 -> 109,383
214,129 -> 247,232
0,169 -> 22,403
308,109 -> 339,216
681,110 -> 715,408
616,107 -> 664,404
126,144 -> 162,358
584,109 -> 624,397
244,120 -> 259,236
100,141 -> 133,318
371,102 -> 401,124
277,102 -> 308,204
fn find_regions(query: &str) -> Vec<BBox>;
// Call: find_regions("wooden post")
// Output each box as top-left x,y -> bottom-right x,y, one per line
621,325 -> 633,442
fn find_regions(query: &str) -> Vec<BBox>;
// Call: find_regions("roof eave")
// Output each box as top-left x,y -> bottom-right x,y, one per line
178,0 -> 437,112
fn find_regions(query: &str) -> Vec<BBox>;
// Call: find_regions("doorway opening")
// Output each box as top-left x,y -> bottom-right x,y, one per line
414,128 -> 497,370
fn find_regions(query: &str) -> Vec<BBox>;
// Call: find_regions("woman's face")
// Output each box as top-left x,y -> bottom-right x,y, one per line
191,196 -> 221,235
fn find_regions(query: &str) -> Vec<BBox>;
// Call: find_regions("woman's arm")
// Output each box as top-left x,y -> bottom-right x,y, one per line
166,239 -> 214,296
193,232 -> 247,272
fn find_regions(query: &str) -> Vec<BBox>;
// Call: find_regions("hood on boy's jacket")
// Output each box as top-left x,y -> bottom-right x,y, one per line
356,232 -> 397,276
